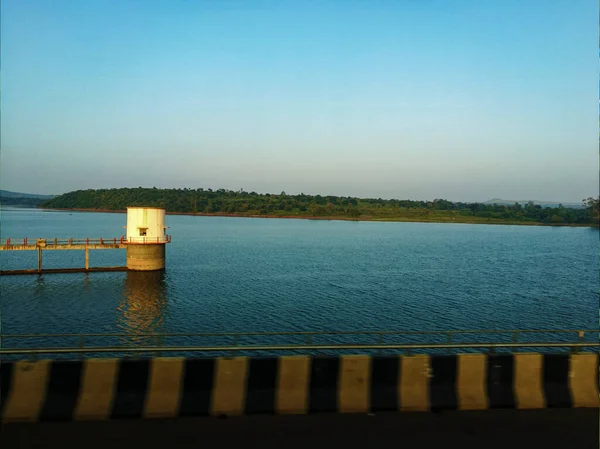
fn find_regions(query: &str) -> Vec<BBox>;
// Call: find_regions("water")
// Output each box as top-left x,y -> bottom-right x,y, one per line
1,207 -> 598,353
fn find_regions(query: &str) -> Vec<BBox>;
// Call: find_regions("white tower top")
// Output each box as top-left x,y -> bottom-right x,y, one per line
126,207 -> 169,243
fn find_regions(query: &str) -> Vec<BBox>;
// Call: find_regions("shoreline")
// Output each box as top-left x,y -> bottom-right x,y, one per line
37,207 -> 597,228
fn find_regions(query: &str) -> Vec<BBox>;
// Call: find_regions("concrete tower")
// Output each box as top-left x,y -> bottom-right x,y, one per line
125,207 -> 170,271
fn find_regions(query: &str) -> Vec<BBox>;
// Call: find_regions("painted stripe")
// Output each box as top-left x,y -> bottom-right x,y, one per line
39,361 -> 83,421
211,357 -> 248,416
338,355 -> 370,413
430,355 -> 458,411
309,356 -> 340,413
245,358 -> 278,414
2,360 -> 50,422
487,355 -> 515,408
179,358 -> 215,417
74,359 -> 118,421
543,354 -> 572,408
111,359 -> 150,418
569,353 -> 600,408
0,362 -> 14,416
143,358 -> 184,419
399,355 -> 430,412
457,354 -> 488,410
276,356 -> 310,414
370,356 -> 399,411
1,352 -> 590,423
514,353 -> 545,409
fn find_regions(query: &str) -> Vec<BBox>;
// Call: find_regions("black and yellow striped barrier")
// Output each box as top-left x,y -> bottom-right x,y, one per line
1,352 -> 598,422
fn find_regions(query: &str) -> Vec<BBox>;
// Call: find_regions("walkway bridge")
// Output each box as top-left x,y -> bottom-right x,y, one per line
2,236 -> 172,250
0,236 -> 171,274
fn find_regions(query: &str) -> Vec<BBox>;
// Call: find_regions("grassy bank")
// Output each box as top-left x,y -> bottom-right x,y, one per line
40,206 -> 598,227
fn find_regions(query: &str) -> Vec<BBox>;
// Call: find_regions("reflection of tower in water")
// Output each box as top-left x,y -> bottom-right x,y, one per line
117,271 -> 168,346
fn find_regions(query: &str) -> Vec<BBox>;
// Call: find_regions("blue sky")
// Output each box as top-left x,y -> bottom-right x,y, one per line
1,0 -> 597,202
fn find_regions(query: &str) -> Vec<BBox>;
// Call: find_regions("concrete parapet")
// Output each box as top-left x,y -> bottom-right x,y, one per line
1,352 -> 598,422
126,244 -> 166,271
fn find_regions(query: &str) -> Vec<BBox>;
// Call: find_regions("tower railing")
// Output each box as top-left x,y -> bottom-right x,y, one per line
124,235 -> 171,244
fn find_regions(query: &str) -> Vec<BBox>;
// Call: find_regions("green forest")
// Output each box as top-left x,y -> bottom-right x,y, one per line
39,188 -> 600,226
0,197 -> 49,207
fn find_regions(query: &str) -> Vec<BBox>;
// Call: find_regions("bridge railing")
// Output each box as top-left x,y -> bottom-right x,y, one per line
3,237 -> 123,247
2,235 -> 171,247
1,329 -> 598,358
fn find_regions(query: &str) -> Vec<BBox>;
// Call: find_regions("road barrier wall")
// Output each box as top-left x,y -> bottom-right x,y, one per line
1,352 -> 598,422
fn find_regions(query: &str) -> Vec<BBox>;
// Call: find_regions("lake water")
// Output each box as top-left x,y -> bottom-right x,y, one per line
1,207 -> 598,352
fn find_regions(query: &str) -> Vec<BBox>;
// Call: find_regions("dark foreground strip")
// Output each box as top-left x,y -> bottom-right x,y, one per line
179,358 -> 216,417
309,356 -> 340,413
430,355 -> 458,411
0,361 -> 14,416
487,354 -> 515,409
111,359 -> 150,419
245,358 -> 278,414
543,354 -> 572,408
39,361 -> 83,421
370,356 -> 399,411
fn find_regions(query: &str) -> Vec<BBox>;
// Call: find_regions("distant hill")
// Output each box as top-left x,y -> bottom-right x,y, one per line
0,190 -> 55,199
483,198 -> 584,209
0,190 -> 55,207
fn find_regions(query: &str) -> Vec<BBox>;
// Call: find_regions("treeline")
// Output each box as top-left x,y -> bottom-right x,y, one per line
0,197 -> 47,207
40,188 -> 599,225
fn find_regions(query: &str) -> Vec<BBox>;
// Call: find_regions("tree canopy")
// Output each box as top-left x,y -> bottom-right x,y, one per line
39,188 -> 599,226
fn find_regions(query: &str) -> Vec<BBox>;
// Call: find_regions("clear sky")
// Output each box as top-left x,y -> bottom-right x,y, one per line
1,0 -> 597,202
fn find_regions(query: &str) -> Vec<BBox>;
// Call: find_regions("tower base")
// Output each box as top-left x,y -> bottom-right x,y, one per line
126,244 -> 166,271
